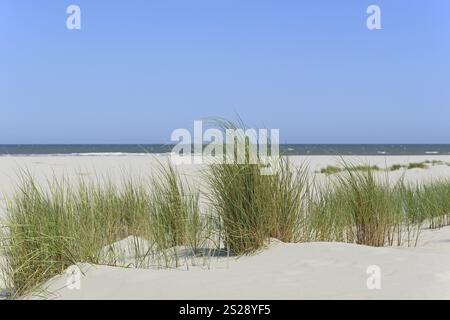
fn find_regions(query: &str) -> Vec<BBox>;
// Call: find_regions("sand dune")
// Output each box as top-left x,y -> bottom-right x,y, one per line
34,226 -> 450,300
1,155 -> 450,299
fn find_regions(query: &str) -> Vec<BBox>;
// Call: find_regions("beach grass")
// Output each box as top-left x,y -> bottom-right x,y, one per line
320,165 -> 342,175
267,159 -> 309,243
0,165 -> 208,296
319,164 -> 379,175
406,180 -> 450,229
389,164 -> 404,171
388,160 -> 445,171
206,156 -> 310,255
0,172 -> 150,296
325,160 -> 448,173
148,163 -> 200,249
407,162 -> 429,170
204,119 -> 310,254
334,165 -> 399,246
2,157 -> 450,297
309,165 -> 402,246
206,160 -> 271,254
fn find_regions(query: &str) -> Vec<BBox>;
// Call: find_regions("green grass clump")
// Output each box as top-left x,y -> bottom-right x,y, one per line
389,160 -> 448,171
206,158 -> 309,254
338,165 -> 405,246
148,163 -> 202,252
351,165 -> 380,172
389,161 -> 433,171
310,164 -> 403,246
0,173 -> 150,297
306,183 -> 352,242
389,164 -> 404,171
267,159 -> 309,243
320,166 -> 342,175
206,160 -> 271,254
407,162 -> 428,170
205,120 -> 309,254
319,165 -> 379,175
0,165 -> 207,296
407,181 -> 450,229
424,160 -> 445,166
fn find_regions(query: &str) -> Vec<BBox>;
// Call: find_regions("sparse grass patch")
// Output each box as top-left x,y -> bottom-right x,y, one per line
424,160 -> 444,166
320,166 -> 342,175
389,161 -> 441,171
319,165 -> 379,175
148,163 -> 200,250
351,165 -> 380,172
407,162 -> 429,170
389,164 -> 404,171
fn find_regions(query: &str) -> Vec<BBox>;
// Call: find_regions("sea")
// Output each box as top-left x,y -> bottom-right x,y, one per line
1,145 -> 450,156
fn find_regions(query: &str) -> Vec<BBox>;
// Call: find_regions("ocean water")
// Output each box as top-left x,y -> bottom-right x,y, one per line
1,144 -> 450,156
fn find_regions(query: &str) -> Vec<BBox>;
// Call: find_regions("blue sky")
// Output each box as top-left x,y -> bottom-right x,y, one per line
1,0 -> 449,144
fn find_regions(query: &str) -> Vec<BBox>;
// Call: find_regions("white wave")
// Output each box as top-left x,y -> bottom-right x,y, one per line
0,152 -> 158,157
69,152 -> 151,156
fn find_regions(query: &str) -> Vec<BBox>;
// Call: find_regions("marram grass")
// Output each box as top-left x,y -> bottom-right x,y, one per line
205,157 -> 309,255
148,163 -> 200,249
203,119 -> 310,254
1,160 -> 450,297
0,166 -> 209,297
333,164 -> 400,246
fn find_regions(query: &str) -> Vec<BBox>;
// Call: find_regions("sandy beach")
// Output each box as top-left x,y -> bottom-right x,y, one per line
2,154 -> 450,208
1,155 -> 450,299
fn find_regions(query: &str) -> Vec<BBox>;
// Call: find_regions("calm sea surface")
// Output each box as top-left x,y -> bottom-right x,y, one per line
1,145 -> 450,156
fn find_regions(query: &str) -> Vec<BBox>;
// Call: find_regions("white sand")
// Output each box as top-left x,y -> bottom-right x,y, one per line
34,226 -> 450,300
1,155 -> 450,299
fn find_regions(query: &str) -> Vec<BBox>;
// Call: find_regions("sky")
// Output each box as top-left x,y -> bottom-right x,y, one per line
1,0 -> 449,144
